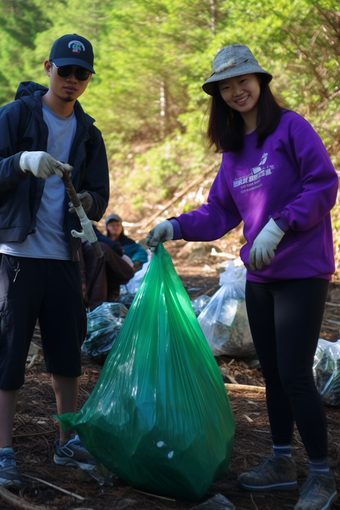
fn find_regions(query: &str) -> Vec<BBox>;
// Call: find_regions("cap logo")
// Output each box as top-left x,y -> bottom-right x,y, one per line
68,40 -> 85,53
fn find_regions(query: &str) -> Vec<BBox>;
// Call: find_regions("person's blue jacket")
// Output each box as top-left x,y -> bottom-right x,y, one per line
0,81 -> 109,261
93,226 -> 124,256
94,227 -> 148,265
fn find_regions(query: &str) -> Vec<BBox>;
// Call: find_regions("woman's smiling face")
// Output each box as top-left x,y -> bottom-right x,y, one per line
218,73 -> 261,116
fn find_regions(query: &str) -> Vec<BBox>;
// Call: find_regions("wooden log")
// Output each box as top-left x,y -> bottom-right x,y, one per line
225,383 -> 265,393
0,486 -> 58,510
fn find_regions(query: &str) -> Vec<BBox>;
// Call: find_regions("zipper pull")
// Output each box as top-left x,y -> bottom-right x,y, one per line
13,266 -> 20,283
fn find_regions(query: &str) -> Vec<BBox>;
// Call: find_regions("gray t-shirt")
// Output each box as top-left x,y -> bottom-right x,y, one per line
0,102 -> 77,259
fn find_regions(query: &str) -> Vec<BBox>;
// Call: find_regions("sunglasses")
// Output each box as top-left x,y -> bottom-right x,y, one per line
51,62 -> 91,81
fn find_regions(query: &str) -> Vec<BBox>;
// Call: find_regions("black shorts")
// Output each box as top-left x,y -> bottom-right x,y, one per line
0,255 -> 87,390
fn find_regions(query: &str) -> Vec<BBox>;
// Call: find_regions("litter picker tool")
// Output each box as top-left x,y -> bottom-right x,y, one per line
61,170 -> 103,258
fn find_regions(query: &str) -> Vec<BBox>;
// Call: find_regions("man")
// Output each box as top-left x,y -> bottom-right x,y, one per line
0,34 -> 109,486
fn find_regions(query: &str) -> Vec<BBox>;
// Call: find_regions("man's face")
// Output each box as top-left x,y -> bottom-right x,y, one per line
45,61 -> 92,103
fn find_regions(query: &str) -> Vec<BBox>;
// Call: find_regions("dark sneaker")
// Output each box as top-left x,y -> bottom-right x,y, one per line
237,455 -> 298,492
0,447 -> 23,488
294,471 -> 338,510
54,434 -> 96,471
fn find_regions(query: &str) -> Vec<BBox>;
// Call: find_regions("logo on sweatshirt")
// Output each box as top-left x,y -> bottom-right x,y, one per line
233,153 -> 274,193
251,153 -> 268,174
68,40 -> 85,53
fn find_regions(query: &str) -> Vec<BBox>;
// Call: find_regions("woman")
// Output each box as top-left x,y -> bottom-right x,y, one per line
101,213 -> 148,273
145,44 -> 338,510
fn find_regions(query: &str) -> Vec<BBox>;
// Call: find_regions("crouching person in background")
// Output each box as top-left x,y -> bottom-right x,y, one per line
79,238 -> 134,311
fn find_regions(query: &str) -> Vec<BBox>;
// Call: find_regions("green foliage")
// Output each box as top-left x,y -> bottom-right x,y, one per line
182,201 -> 199,213
0,0 -> 54,103
0,0 -> 339,218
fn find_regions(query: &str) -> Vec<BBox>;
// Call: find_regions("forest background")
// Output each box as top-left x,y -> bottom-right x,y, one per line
1,0 -> 340,268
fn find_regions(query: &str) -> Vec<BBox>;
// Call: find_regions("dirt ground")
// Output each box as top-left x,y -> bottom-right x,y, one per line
2,232 -> 340,510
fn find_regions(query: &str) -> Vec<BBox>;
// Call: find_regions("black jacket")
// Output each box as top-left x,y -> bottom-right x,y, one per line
0,81 -> 109,261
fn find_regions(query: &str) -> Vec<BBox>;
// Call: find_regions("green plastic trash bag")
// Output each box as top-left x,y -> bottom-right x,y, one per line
57,244 -> 235,500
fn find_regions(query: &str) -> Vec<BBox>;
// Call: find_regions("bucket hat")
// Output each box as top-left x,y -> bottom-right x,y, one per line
105,214 -> 122,226
49,34 -> 95,74
202,44 -> 272,96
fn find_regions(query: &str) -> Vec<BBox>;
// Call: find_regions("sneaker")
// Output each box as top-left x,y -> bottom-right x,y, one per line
0,447 -> 23,488
237,455 -> 298,492
294,471 -> 338,510
54,434 -> 96,471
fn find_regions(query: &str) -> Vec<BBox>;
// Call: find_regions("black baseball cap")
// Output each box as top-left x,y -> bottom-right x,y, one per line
49,34 -> 95,74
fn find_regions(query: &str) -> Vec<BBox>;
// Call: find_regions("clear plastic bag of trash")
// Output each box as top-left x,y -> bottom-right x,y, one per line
126,260 -> 150,294
313,338 -> 340,406
191,295 -> 211,317
198,261 -> 255,357
82,302 -> 129,364
115,286 -> 136,309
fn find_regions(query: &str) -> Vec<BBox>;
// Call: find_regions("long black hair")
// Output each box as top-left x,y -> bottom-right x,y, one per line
207,74 -> 283,153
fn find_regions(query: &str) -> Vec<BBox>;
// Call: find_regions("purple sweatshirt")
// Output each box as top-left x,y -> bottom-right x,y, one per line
172,111 -> 338,282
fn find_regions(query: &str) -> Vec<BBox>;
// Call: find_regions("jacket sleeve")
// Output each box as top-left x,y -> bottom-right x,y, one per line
0,101 -> 28,192
122,243 -> 148,264
175,156 -> 243,241
278,120 -> 338,232
77,127 -> 109,222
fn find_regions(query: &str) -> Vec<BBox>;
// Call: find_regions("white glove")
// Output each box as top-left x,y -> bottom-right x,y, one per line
19,151 -> 73,179
68,192 -> 93,214
145,220 -> 174,253
249,218 -> 285,271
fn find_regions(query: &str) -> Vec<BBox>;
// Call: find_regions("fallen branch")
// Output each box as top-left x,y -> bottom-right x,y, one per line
22,474 -> 85,502
0,486 -> 57,510
26,354 -> 44,370
225,373 -> 238,385
133,489 -> 176,501
13,431 -> 55,439
243,414 -> 254,423
325,318 -> 340,325
322,324 -> 339,330
225,383 -> 265,393
250,492 -> 259,510
140,162 -> 219,230
325,301 -> 340,308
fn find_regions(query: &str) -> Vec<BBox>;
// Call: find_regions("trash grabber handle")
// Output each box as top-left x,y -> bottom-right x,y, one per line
61,171 -> 103,258
61,171 -> 82,209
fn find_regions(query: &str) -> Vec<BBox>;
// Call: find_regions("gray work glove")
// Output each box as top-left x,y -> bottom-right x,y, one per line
68,192 -> 93,214
145,220 -> 174,253
249,218 -> 285,271
19,151 -> 72,179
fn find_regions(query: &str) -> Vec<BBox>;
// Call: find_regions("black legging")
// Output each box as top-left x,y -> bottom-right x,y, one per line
245,278 -> 329,461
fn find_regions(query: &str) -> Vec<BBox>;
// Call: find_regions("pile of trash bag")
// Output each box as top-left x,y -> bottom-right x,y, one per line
198,261 -> 255,357
313,338 -> 340,406
116,285 -> 136,309
58,244 -> 235,500
82,302 -> 128,364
